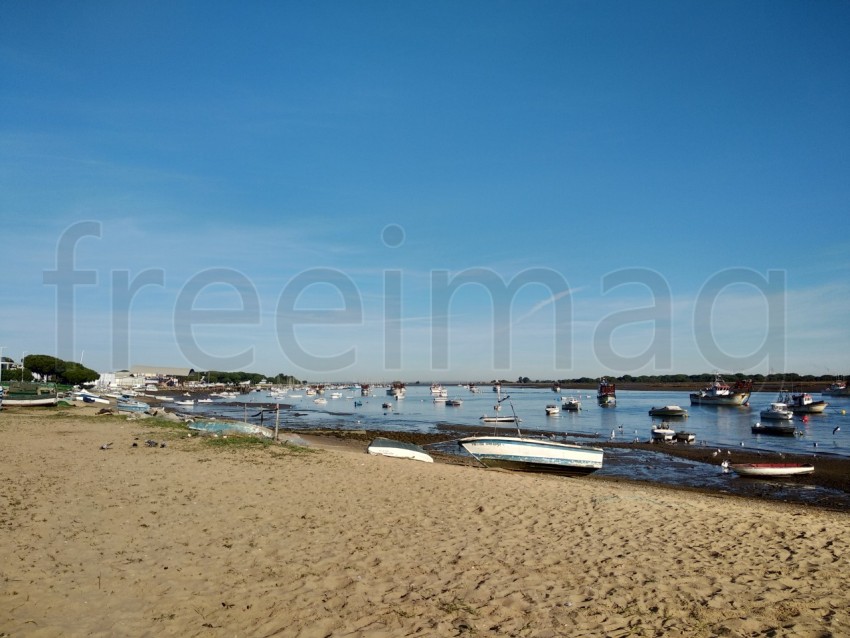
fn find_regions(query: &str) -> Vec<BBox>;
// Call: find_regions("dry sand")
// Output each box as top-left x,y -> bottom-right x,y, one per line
1,406 -> 848,637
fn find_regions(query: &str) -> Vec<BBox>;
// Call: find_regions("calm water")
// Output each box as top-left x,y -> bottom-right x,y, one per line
194,384 -> 849,458
182,385 -> 850,507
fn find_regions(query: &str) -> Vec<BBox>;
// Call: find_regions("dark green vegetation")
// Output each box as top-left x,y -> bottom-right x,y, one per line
203,370 -> 302,386
19,354 -> 99,385
518,372 -> 847,386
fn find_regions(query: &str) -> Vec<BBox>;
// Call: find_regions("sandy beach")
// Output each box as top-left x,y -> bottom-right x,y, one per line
2,406 -> 849,637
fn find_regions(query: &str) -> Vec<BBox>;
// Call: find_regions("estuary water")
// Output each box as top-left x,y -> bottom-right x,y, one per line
198,385 -> 849,459
183,384 -> 850,507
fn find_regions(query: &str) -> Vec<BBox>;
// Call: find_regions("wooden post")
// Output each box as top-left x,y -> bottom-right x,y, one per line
274,405 -> 280,441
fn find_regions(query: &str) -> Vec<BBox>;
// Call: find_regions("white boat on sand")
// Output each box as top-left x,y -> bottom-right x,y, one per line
730,463 -> 814,478
367,437 -> 434,463
461,397 -> 603,475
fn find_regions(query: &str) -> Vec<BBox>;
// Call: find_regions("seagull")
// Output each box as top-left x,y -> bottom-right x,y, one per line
834,426 -> 841,435
100,442 -> 113,450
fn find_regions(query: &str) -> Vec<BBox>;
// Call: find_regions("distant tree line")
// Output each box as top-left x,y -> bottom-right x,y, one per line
16,354 -> 100,386
202,370 -> 302,386
534,373 -> 847,385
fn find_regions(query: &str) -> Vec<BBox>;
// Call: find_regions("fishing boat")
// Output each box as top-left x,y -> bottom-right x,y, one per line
460,397 -> 603,475
729,463 -> 814,478
480,387 -> 520,423
561,396 -> 581,411
430,383 -> 447,397
689,374 -> 752,406
545,404 -> 560,416
648,405 -> 688,417
759,402 -> 793,420
360,384 -> 371,397
367,437 -> 434,463
751,421 -> 797,436
387,382 -> 406,398
2,381 -> 59,407
780,391 -> 828,414
597,378 -> 616,407
821,379 -> 849,397
445,398 -> 463,406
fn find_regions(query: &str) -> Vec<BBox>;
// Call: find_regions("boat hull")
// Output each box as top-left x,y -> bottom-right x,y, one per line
459,436 -> 603,475
117,401 -> 150,412
730,463 -> 814,477
689,392 -> 749,406
3,396 -> 59,407
480,416 -> 520,423
368,437 -> 433,463
648,406 -> 688,417
751,422 -> 796,436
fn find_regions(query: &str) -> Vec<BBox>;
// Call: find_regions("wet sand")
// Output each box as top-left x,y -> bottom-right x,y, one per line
1,406 -> 849,637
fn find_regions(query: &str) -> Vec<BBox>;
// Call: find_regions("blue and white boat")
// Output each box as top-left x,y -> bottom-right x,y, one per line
459,435 -> 603,475
459,396 -> 603,475
116,398 -> 150,412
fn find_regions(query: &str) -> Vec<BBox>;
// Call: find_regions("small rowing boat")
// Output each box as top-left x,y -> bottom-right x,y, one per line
367,437 -> 433,463
729,463 -> 814,478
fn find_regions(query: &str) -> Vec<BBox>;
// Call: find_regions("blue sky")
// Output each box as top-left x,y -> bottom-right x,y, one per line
2,1 -> 848,382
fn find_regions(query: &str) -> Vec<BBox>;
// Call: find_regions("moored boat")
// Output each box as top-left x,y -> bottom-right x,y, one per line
387,382 -> 406,398
597,378 -> 616,407
689,374 -> 752,406
751,421 -> 797,436
674,431 -> 696,444
651,424 -> 676,442
648,405 -> 688,417
481,387 -> 521,423
729,463 -> 814,478
821,380 -> 849,397
545,404 -> 560,416
561,396 -> 581,411
781,391 -> 828,414
759,402 -> 794,421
